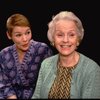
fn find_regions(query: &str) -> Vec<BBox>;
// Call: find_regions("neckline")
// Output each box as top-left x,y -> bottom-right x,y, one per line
57,52 -> 80,69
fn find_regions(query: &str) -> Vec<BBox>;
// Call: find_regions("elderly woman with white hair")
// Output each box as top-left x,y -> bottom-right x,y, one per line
32,11 -> 100,99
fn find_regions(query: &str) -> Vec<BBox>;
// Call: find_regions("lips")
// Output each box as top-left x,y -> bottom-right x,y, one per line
60,45 -> 71,48
22,43 -> 29,47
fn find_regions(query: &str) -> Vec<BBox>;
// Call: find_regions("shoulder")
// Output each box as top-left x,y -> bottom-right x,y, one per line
73,53 -> 100,80
80,53 -> 98,65
0,46 -> 13,63
31,40 -> 53,54
41,54 -> 58,67
39,54 -> 58,75
79,53 -> 100,70
0,46 -> 13,55
31,40 -> 49,47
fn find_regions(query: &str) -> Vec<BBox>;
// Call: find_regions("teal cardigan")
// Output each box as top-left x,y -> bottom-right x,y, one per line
32,53 -> 100,99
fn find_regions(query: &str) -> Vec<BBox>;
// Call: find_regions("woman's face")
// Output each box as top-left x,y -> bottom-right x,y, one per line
53,19 -> 79,56
7,26 -> 32,52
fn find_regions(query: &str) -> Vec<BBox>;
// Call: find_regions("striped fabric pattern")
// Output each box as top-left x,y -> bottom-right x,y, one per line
48,64 -> 74,99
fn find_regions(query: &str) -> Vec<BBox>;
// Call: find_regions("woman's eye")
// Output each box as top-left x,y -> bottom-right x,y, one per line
25,31 -> 31,35
56,32 -> 63,37
70,33 -> 75,36
15,34 -> 21,37
58,34 -> 63,36
68,32 -> 76,37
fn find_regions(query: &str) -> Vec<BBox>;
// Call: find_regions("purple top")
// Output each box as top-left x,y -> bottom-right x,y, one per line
0,39 -> 53,99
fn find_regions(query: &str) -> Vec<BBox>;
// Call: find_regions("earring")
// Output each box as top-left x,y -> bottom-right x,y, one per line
77,42 -> 79,46
50,42 -> 54,46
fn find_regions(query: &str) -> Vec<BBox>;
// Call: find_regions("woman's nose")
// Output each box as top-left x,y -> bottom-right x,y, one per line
63,35 -> 69,42
22,35 -> 27,41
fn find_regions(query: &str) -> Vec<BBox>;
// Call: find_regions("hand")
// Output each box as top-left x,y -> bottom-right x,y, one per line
7,95 -> 17,99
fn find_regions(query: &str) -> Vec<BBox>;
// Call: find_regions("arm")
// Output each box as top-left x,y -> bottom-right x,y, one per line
32,65 -> 43,99
0,66 -> 17,99
0,55 -> 17,99
43,44 -> 53,59
82,64 -> 100,98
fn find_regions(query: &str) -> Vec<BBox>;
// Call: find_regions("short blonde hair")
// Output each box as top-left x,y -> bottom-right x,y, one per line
6,13 -> 31,36
47,11 -> 84,44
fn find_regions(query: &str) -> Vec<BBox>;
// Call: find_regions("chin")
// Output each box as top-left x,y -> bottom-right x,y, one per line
60,51 -> 73,56
21,48 -> 29,52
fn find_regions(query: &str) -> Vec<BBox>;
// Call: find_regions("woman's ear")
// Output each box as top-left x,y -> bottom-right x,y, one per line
77,42 -> 79,46
6,31 -> 11,40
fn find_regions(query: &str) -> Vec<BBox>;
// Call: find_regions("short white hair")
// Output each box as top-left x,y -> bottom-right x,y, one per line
47,11 -> 84,43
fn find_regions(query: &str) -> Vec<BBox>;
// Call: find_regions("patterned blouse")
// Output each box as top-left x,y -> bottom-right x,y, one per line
48,64 -> 75,99
0,39 -> 52,99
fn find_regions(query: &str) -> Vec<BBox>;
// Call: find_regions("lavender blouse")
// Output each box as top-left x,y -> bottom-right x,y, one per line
0,39 -> 52,99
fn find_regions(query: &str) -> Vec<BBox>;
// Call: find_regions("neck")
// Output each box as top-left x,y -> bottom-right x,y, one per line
16,48 -> 26,63
58,51 -> 79,67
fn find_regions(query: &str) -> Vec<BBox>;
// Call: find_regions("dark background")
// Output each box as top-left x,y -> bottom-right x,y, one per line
0,0 -> 100,65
